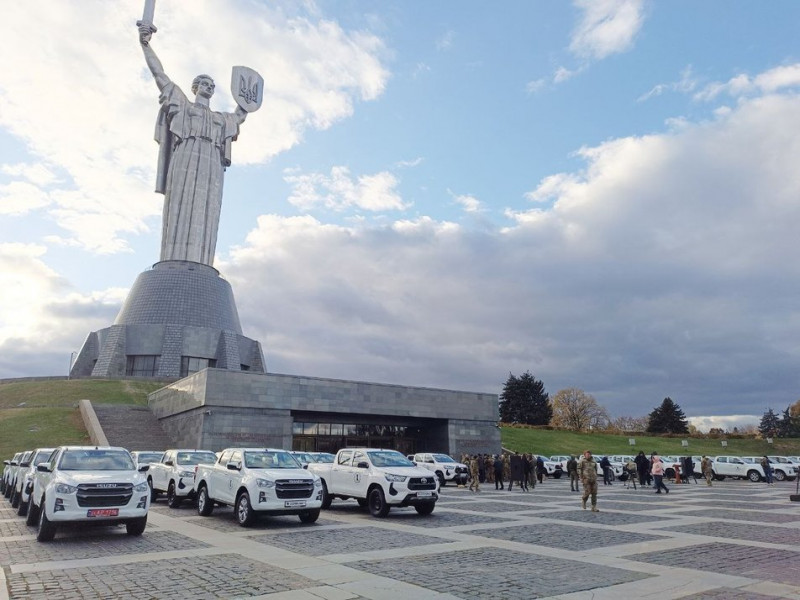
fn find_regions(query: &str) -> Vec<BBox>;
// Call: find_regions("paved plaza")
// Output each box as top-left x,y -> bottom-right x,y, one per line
1,478 -> 799,599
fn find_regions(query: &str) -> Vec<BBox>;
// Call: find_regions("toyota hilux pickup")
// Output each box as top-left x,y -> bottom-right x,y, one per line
192,448 -> 323,526
148,449 -> 218,507
307,448 -> 438,517
412,452 -> 469,486
28,446 -> 151,542
711,456 -> 765,482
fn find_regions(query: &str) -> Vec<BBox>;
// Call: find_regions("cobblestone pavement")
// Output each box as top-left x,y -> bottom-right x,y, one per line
1,478 -> 799,599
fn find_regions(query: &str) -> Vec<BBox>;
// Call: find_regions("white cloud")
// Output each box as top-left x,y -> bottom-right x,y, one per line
449,190 -> 482,213
436,29 -> 455,51
695,63 -> 800,102
689,415 -> 760,434
0,1 -> 389,255
0,182 -> 51,216
284,166 -> 409,212
569,0 -> 646,61
638,65 -> 697,102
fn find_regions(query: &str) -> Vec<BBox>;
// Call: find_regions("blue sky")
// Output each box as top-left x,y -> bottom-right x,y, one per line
3,0 -> 800,430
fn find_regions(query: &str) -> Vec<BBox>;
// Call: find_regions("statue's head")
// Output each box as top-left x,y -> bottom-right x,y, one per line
192,74 -> 215,99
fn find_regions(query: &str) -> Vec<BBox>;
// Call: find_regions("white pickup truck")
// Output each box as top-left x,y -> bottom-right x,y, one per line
411,453 -> 469,486
28,446 -> 151,542
711,456 -> 765,482
307,448 -> 439,517
192,448 -> 323,526
148,449 -> 218,507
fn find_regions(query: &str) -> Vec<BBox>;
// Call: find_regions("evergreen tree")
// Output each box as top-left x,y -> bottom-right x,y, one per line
777,406 -> 799,438
499,371 -> 552,425
758,408 -> 780,438
646,397 -> 689,434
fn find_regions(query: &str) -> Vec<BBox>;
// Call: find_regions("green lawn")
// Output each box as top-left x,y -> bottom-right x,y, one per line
0,408 -> 90,459
501,427 -> 800,457
0,379 -> 165,409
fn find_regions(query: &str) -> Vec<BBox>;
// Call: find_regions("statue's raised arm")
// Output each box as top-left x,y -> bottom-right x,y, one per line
139,24 -> 170,91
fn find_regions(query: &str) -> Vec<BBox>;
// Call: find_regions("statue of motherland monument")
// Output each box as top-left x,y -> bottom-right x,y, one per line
138,0 -> 263,265
69,1 -> 267,378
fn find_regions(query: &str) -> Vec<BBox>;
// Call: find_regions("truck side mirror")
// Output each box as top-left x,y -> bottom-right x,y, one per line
164,460 -> 174,467
138,465 -> 150,472
357,461 -> 369,469
227,462 -> 241,471
37,463 -> 51,473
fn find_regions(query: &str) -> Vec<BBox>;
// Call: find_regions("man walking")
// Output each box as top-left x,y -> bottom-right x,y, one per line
493,454 -> 504,490
578,450 -> 599,512
567,455 -> 579,492
701,455 -> 713,486
468,455 -> 480,492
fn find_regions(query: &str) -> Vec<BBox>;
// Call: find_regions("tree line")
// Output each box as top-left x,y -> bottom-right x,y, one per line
497,371 -> 776,435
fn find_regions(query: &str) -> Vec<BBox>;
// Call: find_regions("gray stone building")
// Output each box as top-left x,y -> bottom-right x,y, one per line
148,368 -> 501,456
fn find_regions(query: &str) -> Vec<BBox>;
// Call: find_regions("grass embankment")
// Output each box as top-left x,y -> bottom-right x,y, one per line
0,379 -> 164,459
501,427 -> 800,457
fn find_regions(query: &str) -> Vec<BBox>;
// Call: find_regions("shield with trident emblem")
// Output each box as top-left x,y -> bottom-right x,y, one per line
231,66 -> 264,113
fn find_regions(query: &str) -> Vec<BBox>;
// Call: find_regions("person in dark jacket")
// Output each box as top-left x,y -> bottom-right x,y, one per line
536,455 -> 546,483
566,455 -> 579,492
493,455 -> 504,490
509,453 -> 526,491
635,451 -> 650,486
599,455 -> 613,485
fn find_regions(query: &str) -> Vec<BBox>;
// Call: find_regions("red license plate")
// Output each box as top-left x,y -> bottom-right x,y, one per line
87,508 -> 119,517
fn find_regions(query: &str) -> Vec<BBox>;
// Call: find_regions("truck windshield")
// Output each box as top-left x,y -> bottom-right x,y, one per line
368,451 -> 414,468
135,452 -> 163,464
59,450 -> 135,471
432,454 -> 456,463
176,451 -> 218,466
244,451 -> 302,469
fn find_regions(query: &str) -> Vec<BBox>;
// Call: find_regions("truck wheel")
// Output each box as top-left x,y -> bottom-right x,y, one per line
126,515 -> 147,536
415,503 -> 435,516
774,470 -> 786,482
435,471 -> 446,487
320,481 -> 332,509
712,472 -> 725,481
236,491 -> 256,527
298,509 -> 320,524
368,487 -> 390,518
26,499 -> 39,526
747,470 -> 762,483
197,485 -> 214,516
552,472 -> 562,479
36,499 -> 56,542
148,478 -> 158,503
17,495 -> 28,517
166,482 -> 182,508
10,488 -> 19,508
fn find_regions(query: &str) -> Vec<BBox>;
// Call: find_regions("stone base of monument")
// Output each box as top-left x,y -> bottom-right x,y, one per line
70,260 -> 265,379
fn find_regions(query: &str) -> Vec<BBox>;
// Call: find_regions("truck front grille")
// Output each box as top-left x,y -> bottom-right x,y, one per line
408,477 -> 437,490
76,483 -> 134,507
275,479 -> 314,499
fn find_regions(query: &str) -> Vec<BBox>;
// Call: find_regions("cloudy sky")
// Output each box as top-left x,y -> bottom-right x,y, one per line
2,1 -> 800,428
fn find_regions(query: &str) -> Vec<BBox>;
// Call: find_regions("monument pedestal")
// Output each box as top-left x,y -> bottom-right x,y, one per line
70,260 -> 265,379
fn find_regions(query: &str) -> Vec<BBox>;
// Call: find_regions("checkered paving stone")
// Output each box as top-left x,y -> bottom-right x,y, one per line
442,501 -> 537,513
253,525 -> 448,556
4,552 -> 317,600
678,509 -> 800,524
653,521 -> 800,545
399,510 -> 516,529
147,503 -> 198,517
0,529 -> 207,566
183,513 -> 339,533
690,501 -> 786,511
580,500 -> 666,511
472,522 -> 668,551
628,542 -> 800,587
675,588 -> 783,599
0,506 -> 20,519
546,509 -> 671,526
350,546 -> 652,599
0,520 -> 30,537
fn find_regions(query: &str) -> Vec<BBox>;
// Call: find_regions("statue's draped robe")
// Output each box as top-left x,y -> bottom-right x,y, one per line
155,82 -> 242,265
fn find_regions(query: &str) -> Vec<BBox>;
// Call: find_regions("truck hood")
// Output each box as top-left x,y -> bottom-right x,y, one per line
56,471 -> 145,485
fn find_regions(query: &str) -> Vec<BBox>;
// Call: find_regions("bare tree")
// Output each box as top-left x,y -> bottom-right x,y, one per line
550,388 -> 610,431
610,415 -> 649,432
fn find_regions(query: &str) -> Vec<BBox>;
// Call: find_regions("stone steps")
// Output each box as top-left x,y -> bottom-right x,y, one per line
91,404 -> 174,451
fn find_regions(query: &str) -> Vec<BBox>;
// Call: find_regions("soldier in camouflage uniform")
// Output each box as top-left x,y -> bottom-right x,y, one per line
484,454 -> 494,484
502,453 -> 511,484
577,450 -> 599,512
468,455 -> 480,492
701,455 -> 713,486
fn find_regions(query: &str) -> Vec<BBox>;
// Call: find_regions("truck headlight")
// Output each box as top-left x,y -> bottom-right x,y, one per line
313,478 -> 322,488
179,471 -> 195,478
134,481 -> 150,493
256,479 -> 275,488
384,474 -> 407,483
55,483 -> 78,494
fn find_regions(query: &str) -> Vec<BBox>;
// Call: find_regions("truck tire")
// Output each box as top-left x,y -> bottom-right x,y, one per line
712,471 -> 725,481
166,482 -> 182,508
148,478 -> 158,503
747,470 -> 762,483
320,481 -> 332,509
774,470 -> 786,482
36,499 -> 56,542
26,499 -> 39,526
415,503 -> 435,516
435,471 -> 446,487
298,509 -> 320,524
17,495 -> 28,517
126,515 -> 147,536
368,487 -> 390,518
197,485 -> 214,516
236,491 -> 256,527
10,488 -> 19,508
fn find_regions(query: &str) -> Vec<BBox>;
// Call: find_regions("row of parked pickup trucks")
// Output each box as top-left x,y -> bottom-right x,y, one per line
1,445 -> 443,541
